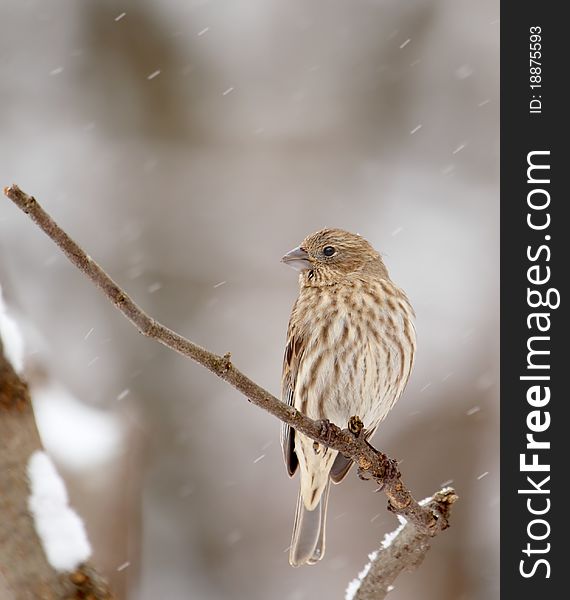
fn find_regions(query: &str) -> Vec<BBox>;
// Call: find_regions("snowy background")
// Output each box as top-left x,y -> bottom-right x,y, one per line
0,1 -> 499,599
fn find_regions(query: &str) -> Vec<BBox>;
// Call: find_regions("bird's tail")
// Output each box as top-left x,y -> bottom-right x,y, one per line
289,479 -> 331,566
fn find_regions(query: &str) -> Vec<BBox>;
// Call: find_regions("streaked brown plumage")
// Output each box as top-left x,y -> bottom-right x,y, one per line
281,228 -> 416,566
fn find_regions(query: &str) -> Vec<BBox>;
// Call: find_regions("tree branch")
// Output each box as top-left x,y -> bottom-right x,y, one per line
3,183 -> 457,590
347,488 -> 458,600
0,339 -> 114,599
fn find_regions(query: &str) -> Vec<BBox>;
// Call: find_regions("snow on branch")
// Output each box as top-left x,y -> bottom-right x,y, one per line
346,489 -> 457,600
27,450 -> 92,572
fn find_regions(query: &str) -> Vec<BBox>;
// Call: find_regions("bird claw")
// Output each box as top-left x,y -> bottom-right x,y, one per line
317,419 -> 335,445
348,415 -> 364,437
378,455 -> 400,481
357,465 -> 372,481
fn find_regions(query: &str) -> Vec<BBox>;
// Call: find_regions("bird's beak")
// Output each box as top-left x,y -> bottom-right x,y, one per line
281,246 -> 312,271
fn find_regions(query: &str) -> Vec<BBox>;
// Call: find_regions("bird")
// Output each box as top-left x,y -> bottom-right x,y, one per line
280,228 -> 416,566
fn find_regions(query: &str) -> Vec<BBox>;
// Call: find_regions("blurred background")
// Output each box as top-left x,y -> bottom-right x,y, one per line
0,1 -> 499,599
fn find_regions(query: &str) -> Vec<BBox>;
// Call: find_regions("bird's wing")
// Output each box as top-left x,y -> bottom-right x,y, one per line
329,453 -> 352,483
281,314 -> 305,477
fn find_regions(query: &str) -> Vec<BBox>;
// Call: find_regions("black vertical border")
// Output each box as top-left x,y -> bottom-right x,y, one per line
501,3 -> 567,598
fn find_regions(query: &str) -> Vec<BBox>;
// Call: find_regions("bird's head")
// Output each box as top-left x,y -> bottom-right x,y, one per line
281,228 -> 388,284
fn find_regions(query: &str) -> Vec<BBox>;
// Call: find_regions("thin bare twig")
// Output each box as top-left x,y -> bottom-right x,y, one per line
3,184 -> 457,589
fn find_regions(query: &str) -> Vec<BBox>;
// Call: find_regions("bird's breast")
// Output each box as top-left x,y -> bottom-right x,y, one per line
294,282 -> 415,428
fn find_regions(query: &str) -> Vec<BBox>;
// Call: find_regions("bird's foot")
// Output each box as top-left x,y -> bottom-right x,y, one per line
376,454 -> 400,486
348,415 -> 364,437
317,419 -> 335,445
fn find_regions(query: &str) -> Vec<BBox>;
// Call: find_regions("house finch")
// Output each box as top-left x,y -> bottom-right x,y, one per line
281,228 -> 416,566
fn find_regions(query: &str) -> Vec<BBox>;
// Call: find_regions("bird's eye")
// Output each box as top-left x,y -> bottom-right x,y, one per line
323,246 -> 336,257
